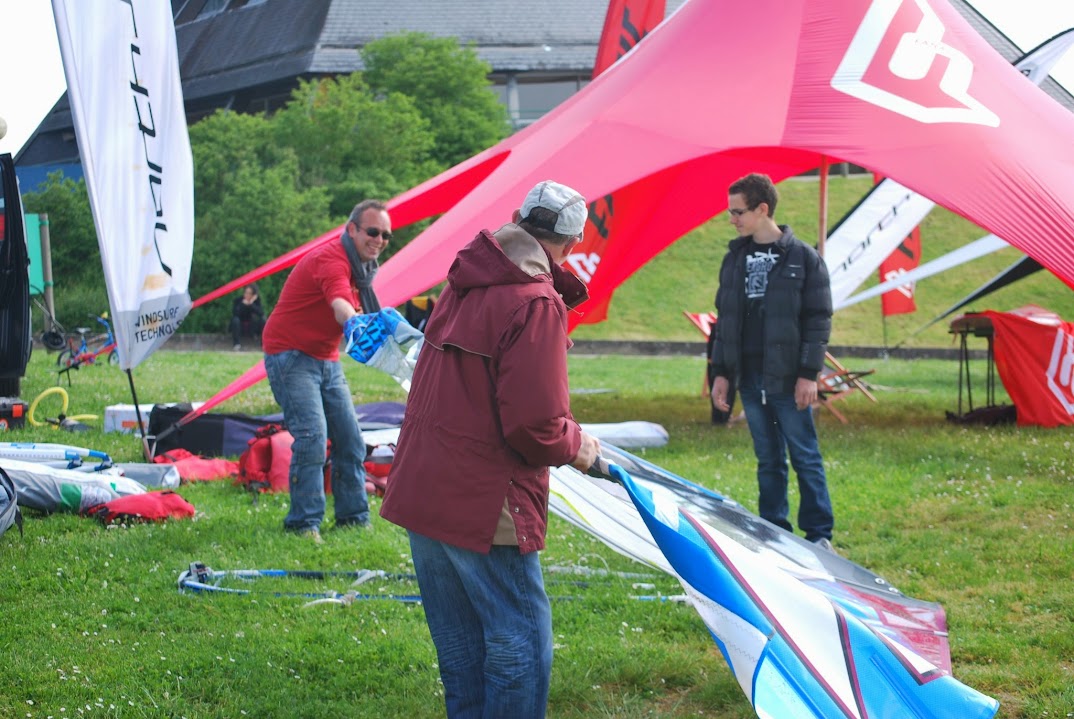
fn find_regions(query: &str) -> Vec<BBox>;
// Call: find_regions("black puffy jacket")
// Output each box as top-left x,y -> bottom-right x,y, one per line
710,225 -> 832,395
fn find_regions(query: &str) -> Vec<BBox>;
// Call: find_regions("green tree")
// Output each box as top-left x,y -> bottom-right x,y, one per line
361,32 -> 510,168
271,73 -> 438,219
21,173 -> 108,330
184,110 -> 332,333
21,172 -> 96,284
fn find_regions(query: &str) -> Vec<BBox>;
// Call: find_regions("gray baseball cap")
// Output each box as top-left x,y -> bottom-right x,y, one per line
520,180 -> 588,236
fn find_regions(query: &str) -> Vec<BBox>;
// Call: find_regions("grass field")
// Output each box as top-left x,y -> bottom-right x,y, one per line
2,345 -> 1072,718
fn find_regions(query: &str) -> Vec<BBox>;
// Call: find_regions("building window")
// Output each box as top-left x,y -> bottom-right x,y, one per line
513,79 -> 589,127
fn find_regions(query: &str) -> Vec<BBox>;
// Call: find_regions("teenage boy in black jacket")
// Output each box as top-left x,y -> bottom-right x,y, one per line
710,173 -> 836,551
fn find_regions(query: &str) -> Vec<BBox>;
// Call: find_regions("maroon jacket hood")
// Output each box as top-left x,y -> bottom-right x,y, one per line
446,225 -> 588,311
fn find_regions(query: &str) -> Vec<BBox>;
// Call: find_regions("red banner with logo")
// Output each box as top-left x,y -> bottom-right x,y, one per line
593,0 -> 667,76
985,310 -> 1074,427
871,172 -> 921,316
878,227 -> 920,316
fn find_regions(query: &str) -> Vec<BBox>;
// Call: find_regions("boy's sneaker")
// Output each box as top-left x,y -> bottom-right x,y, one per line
811,537 -> 836,554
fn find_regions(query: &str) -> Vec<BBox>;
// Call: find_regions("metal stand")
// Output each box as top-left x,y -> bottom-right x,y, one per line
950,314 -> 997,417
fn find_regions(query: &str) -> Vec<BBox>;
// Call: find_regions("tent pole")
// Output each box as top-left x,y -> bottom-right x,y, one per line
817,156 -> 829,258
38,214 -> 58,332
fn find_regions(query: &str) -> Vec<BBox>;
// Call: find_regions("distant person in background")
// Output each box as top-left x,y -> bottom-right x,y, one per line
403,294 -> 436,332
230,284 -> 265,351
262,199 -> 391,543
709,173 -> 836,551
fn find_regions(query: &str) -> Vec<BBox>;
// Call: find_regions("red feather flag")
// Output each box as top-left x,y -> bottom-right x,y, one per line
873,172 -> 922,317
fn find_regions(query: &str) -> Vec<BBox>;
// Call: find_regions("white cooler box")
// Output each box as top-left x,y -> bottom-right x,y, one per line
105,402 -> 205,434
104,404 -> 155,434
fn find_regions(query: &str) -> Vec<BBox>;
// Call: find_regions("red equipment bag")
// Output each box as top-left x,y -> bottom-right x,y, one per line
237,424 -> 331,494
85,490 -> 196,524
152,448 -> 240,482
363,443 -> 395,497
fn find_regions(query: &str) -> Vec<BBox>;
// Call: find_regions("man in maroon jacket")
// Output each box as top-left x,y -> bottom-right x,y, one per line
381,180 -> 601,719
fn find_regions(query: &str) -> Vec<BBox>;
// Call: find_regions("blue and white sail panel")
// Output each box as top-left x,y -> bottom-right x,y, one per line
612,463 -> 1000,718
52,0 -> 194,370
344,308 -> 425,392
370,426 -> 996,715
549,471 -> 675,575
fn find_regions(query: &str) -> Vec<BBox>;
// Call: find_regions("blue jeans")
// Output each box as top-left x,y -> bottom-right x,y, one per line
408,531 -> 553,719
264,350 -> 368,531
738,369 -> 833,542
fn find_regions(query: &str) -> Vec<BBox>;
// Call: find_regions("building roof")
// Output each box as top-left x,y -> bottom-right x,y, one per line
177,0 -> 627,104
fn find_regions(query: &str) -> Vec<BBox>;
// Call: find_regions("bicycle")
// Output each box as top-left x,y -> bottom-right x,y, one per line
56,313 -> 119,371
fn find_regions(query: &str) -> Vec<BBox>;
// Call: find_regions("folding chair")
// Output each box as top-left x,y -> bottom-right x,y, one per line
815,353 -> 877,423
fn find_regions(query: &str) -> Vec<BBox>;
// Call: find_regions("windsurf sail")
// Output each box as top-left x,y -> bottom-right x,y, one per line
551,446 -> 955,667
825,181 -> 934,308
343,308 -> 424,392
599,457 -> 999,717
0,457 -> 146,514
838,234 -> 1009,310
51,0 -> 194,370
902,256 -> 1045,342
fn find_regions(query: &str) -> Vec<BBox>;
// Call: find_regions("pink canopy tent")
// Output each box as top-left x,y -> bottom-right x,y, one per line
202,0 -> 1074,321
372,0 -> 1074,319
187,0 -> 1074,421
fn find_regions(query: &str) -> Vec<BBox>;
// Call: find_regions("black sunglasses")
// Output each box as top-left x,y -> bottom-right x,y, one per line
362,227 -> 393,242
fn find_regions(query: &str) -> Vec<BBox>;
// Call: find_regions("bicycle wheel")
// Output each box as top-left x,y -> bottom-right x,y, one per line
56,349 -> 74,367
108,350 -> 120,366
42,331 -> 67,352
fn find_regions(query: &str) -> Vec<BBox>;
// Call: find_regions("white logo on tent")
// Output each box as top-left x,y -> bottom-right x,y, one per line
1046,328 -> 1074,414
567,253 -> 601,283
831,0 -> 1000,127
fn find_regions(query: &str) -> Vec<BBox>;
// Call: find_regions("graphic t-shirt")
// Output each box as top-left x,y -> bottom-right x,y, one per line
741,240 -> 779,360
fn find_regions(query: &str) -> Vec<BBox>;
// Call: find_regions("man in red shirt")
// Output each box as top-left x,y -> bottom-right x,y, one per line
262,200 -> 392,543
380,180 -> 600,718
